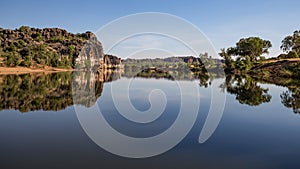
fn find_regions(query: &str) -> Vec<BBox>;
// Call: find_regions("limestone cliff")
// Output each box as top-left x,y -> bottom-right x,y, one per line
75,32 -> 105,70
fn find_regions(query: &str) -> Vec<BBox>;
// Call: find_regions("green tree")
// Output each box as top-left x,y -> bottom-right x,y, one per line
32,32 -> 43,42
21,55 -> 33,67
199,52 -> 216,68
245,55 -> 252,71
234,57 -> 246,70
68,45 -> 75,57
287,50 -> 299,58
50,36 -> 65,43
32,44 -> 48,65
227,37 -> 272,62
16,39 -> 26,48
280,30 -> 300,55
19,26 -> 30,34
50,52 -> 60,67
4,51 -> 21,66
278,50 -> 300,59
219,48 -> 235,72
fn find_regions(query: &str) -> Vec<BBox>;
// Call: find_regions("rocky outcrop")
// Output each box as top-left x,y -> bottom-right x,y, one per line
75,32 -> 105,70
100,54 -> 122,69
0,26 -> 121,69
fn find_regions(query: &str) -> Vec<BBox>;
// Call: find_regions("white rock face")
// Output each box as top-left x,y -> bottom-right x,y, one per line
75,34 -> 105,70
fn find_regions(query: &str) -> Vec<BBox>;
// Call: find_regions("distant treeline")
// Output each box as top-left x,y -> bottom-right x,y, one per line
122,55 -> 223,72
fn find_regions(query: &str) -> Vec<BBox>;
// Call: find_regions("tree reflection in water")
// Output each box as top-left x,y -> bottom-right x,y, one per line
1,68 -> 300,115
225,75 -> 272,106
281,88 -> 300,114
0,70 -> 122,112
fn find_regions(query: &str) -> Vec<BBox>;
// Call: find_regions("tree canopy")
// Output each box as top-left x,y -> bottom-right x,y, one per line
280,30 -> 300,55
227,37 -> 272,62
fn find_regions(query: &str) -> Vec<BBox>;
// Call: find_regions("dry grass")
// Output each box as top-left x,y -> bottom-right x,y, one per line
262,58 -> 300,64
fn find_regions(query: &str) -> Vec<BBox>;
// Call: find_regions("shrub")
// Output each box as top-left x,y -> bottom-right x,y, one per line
4,51 -> 21,66
68,45 -> 75,56
278,53 -> 287,59
50,36 -> 65,43
278,51 -> 299,59
15,39 -> 26,48
287,51 -> 299,58
21,55 -> 32,67
32,32 -> 43,42
19,26 -> 30,34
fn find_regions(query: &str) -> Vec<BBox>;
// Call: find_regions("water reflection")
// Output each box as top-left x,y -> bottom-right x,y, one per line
123,68 -> 215,88
222,74 -> 300,114
224,75 -> 272,106
0,72 -> 73,112
134,68 -> 175,81
0,69 -> 122,112
72,69 -> 122,107
1,68 -> 300,114
281,88 -> 300,114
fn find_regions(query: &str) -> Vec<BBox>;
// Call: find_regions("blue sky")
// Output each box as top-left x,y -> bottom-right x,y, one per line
1,0 -> 299,57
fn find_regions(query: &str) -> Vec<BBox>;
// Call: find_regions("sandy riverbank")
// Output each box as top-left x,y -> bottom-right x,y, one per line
0,66 -> 73,75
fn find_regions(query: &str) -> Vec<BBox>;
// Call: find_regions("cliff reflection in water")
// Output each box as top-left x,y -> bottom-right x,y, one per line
0,69 -> 122,112
72,69 -> 122,107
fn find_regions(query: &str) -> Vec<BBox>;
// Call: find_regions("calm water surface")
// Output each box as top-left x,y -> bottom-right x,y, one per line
0,71 -> 300,169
